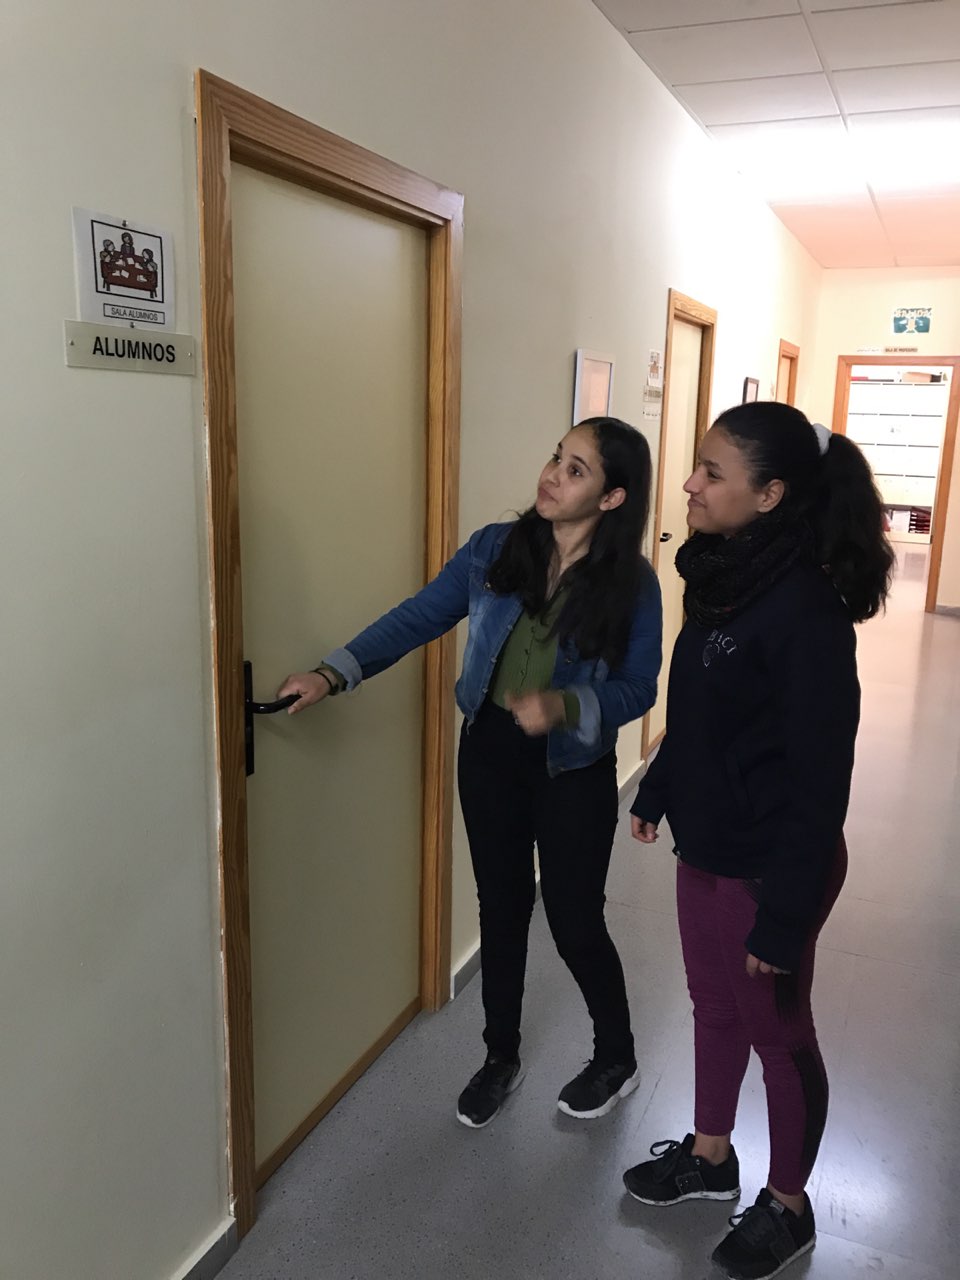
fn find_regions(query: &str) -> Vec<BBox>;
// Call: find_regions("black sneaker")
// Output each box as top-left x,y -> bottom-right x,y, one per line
711,1188 -> 816,1279
557,1059 -> 640,1118
623,1133 -> 740,1205
456,1055 -> 524,1128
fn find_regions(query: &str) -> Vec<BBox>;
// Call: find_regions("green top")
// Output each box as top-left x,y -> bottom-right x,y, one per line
488,589 -> 580,727
317,589 -> 580,727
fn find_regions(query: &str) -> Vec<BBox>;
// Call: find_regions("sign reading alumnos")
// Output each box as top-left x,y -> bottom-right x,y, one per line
64,320 -> 195,375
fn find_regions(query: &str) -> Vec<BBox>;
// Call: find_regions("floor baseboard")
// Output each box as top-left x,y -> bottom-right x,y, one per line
618,760 -> 645,803
179,1221 -> 238,1280
452,944 -> 481,998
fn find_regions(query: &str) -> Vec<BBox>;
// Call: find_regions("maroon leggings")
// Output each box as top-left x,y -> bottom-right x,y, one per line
676,839 -> 847,1195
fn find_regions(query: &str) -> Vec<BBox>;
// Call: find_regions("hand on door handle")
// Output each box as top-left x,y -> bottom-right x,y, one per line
245,660 -> 309,778
275,670 -> 335,715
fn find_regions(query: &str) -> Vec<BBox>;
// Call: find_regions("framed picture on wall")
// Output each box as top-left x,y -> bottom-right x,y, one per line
573,349 -> 614,425
742,377 -> 759,403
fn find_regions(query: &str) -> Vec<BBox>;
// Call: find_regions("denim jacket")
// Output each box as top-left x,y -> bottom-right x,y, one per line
325,522 -> 662,776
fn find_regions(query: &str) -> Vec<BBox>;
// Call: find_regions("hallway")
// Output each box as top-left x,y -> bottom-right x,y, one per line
220,553 -> 960,1280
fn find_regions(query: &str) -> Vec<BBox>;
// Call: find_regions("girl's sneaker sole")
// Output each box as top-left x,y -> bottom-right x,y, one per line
712,1233 -> 815,1279
557,1067 -> 641,1119
456,1069 -> 525,1128
626,1185 -> 742,1206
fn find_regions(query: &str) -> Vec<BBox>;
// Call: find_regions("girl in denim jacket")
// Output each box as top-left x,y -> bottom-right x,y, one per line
279,417 -> 662,1127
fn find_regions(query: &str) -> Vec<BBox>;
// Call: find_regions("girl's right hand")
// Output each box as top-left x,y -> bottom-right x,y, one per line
631,816 -> 659,843
276,672 -> 333,715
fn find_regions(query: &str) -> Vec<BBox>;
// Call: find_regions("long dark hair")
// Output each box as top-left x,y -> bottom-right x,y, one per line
487,416 -> 653,666
713,401 -> 894,622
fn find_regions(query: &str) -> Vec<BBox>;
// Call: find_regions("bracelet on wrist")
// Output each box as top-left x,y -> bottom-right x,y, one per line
312,667 -> 339,696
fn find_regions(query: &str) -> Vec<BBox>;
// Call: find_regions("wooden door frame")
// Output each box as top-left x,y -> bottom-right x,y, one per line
832,354 -> 960,614
777,338 -> 800,405
642,289 -> 717,758
195,70 -> 463,1236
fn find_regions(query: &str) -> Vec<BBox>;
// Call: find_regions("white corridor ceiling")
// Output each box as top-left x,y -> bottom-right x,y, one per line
593,0 -> 960,267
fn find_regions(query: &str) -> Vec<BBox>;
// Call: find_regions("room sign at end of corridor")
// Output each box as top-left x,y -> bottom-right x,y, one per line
64,320 -> 195,375
893,307 -> 931,335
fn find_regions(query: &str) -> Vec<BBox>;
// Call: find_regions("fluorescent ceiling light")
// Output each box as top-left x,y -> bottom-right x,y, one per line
849,109 -> 960,194
709,119 -> 864,203
710,109 -> 960,203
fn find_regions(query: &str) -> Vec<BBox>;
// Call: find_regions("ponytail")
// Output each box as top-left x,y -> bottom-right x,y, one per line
713,401 -> 894,622
812,432 -> 894,621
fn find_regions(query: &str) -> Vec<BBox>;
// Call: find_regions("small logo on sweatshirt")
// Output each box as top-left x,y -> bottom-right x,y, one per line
703,629 -> 738,667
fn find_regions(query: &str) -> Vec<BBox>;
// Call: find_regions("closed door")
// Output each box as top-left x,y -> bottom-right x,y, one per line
647,318 -> 703,746
776,340 -> 799,405
776,354 -> 793,402
231,163 -> 427,1172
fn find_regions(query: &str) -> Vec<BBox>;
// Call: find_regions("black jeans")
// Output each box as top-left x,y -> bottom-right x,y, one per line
457,700 -> 634,1065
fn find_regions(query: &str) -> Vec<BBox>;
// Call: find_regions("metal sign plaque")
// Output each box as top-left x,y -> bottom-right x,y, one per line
64,320 -> 196,376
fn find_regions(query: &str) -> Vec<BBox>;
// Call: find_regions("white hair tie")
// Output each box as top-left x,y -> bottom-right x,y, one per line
812,422 -> 831,457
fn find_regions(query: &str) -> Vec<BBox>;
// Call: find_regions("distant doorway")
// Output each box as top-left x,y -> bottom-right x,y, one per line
832,354 -> 960,613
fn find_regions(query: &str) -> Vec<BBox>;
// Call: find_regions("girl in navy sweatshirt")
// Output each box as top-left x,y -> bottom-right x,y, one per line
623,401 -> 893,1280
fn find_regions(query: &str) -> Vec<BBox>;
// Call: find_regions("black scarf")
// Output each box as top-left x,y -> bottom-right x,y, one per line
674,510 -> 814,627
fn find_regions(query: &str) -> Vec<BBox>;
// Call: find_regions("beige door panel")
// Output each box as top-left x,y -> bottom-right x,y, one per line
232,163 -> 426,1167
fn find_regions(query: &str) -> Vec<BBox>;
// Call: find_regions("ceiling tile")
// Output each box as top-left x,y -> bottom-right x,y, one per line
807,0 -> 929,10
810,2 -> 960,70
847,107 -> 960,194
594,1 -> 798,31
708,116 -> 848,145
770,198 -> 895,266
678,72 -> 838,125
628,15 -> 821,83
893,251 -> 960,266
834,61 -> 960,114
877,191 -> 960,266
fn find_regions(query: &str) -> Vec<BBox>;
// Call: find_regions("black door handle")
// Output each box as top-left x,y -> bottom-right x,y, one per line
660,531 -> 673,543
250,694 -> 302,715
244,660 -> 300,776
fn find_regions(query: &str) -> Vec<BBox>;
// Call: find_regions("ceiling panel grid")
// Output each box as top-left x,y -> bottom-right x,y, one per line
592,0 -> 960,265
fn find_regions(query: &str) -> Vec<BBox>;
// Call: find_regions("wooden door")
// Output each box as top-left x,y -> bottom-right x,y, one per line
776,339 -> 799,404
232,163 -> 427,1177
644,291 -> 716,756
196,71 -> 463,1233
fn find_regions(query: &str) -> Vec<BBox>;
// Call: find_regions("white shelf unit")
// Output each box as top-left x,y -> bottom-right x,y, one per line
845,380 -> 949,543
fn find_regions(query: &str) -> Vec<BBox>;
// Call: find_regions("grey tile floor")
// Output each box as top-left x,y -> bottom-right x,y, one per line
220,548 -> 959,1279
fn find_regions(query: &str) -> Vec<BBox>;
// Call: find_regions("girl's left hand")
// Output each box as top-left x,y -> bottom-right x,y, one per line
506,690 -> 565,736
746,953 -> 790,977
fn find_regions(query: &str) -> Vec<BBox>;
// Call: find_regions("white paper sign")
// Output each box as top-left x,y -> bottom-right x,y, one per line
646,348 -> 663,391
73,207 -> 175,329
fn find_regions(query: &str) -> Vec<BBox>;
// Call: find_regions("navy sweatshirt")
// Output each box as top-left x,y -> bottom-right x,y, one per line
631,560 -> 860,972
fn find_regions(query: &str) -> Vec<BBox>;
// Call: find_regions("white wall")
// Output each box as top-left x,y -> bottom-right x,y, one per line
1,3 -> 821,1277
805,268 -> 960,607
